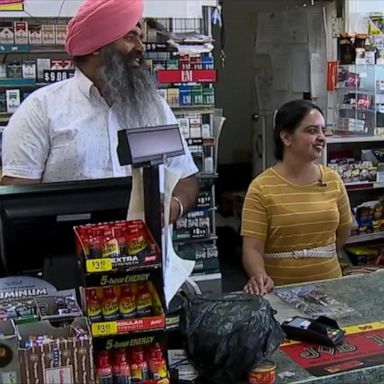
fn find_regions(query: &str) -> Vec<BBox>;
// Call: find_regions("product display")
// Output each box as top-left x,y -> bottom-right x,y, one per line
18,318 -> 95,384
74,220 -> 161,272
274,285 -> 356,319
95,342 -> 170,383
83,278 -> 165,337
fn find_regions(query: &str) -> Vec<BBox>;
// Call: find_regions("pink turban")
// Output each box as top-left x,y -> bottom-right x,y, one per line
65,0 -> 144,56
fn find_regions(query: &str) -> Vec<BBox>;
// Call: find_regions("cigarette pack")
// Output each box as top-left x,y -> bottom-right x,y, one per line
13,21 -> 28,45
6,89 -> 21,114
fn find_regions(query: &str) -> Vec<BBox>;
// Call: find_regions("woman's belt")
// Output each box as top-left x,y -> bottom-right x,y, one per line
265,244 -> 336,259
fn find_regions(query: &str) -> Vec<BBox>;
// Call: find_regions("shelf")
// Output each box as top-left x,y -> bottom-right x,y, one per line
336,87 -> 374,93
345,181 -> 384,191
197,172 -> 218,179
186,137 -> 214,146
0,44 -> 65,54
0,44 -> 29,53
326,135 -> 384,144
189,205 -> 217,213
172,106 -> 215,114
0,78 -> 36,87
339,104 -> 376,113
173,235 -> 218,244
143,42 -> 177,52
346,232 -> 384,245
156,69 -> 216,84
91,315 -> 165,337
84,257 -> 161,274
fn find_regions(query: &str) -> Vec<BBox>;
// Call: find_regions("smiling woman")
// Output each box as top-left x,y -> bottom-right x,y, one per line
241,100 -> 353,295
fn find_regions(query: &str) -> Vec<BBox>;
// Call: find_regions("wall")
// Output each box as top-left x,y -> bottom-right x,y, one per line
346,0 -> 384,13
345,0 -> 384,32
213,0 -> 320,165
214,0 -> 337,166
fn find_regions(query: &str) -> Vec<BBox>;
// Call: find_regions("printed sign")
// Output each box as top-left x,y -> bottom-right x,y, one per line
43,70 -> 75,84
0,276 -> 56,300
281,322 -> 384,376
45,366 -> 73,384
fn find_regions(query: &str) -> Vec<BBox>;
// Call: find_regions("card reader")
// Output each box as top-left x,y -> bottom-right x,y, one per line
281,315 -> 345,346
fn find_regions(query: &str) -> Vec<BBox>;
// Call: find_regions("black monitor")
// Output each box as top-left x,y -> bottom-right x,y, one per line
0,177 -> 132,289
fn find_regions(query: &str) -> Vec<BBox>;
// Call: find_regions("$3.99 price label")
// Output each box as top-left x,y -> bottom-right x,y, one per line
43,69 -> 75,83
92,321 -> 117,337
86,258 -> 112,273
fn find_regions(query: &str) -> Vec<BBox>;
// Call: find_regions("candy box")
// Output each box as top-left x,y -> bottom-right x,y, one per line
18,317 -> 95,384
0,320 -> 20,384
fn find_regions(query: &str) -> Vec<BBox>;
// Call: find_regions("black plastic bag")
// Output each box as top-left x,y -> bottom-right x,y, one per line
179,292 -> 285,384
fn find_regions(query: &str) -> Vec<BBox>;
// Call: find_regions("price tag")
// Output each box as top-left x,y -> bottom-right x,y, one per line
43,69 -> 75,83
86,258 -> 112,273
92,321 -> 117,337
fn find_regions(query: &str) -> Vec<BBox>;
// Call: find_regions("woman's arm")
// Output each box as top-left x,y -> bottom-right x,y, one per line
242,236 -> 274,295
336,226 -> 352,252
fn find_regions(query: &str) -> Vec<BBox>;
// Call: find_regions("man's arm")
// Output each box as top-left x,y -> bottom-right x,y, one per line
2,176 -> 41,185
170,174 -> 199,223
2,92 -> 49,184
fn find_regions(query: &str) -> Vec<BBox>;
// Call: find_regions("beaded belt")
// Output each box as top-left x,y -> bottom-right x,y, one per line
265,244 -> 336,259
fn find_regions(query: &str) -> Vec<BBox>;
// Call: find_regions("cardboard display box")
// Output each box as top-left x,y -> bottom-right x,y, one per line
0,320 -> 20,384
18,317 -> 95,384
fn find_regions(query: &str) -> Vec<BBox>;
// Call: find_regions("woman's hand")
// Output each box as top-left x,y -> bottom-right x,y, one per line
243,273 -> 274,296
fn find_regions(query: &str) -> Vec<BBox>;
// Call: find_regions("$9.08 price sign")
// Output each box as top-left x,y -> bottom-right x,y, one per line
43,70 -> 75,83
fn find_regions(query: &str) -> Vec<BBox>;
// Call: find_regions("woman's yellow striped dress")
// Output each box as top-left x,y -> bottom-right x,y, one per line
241,165 -> 353,286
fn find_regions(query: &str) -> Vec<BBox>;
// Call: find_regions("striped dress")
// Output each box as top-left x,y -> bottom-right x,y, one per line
241,165 -> 352,286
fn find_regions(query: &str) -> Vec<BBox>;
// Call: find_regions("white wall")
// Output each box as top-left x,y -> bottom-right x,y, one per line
345,0 -> 384,32
346,0 -> 384,13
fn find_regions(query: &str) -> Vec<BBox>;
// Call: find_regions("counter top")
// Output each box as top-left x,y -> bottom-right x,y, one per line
265,270 -> 384,383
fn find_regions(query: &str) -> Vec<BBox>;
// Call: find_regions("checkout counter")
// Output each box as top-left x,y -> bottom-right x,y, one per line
264,269 -> 384,383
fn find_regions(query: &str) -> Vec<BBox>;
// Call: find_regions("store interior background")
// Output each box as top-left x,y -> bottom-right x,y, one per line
1,0 -> 381,293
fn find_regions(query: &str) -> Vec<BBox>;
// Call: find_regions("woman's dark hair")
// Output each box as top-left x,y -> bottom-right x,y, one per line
273,99 -> 324,161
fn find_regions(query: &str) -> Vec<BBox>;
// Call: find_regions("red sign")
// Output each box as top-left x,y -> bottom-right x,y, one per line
0,0 -> 23,4
156,69 -> 217,84
327,61 -> 338,91
281,328 -> 384,376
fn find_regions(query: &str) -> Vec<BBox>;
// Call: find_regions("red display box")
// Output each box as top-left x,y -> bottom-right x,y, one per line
156,69 -> 216,83
74,220 -> 160,273
84,279 -> 165,337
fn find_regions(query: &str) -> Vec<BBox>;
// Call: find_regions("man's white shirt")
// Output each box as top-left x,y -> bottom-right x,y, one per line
2,70 -> 198,182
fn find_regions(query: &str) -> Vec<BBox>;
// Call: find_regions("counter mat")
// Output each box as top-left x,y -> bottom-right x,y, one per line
280,321 -> 384,376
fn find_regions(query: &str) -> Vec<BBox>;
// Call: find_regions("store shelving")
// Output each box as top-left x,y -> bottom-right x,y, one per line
0,44 -> 68,53
346,232 -> 384,245
325,131 -> 384,252
326,135 -> 384,144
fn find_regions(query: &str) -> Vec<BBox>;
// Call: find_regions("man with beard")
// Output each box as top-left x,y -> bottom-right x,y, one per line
2,0 -> 198,222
